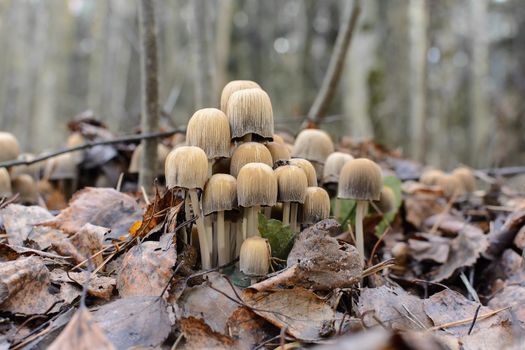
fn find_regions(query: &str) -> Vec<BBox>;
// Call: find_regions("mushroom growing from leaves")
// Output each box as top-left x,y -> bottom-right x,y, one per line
165,146 -> 211,269
186,108 -> 231,177
435,173 -> 465,198
373,186 -> 395,214
301,187 -> 330,225
289,158 -> 318,187
420,169 -> 445,186
0,132 -> 20,162
220,80 -> 261,113
338,158 -> 382,263
230,142 -> 273,177
227,88 -> 274,142
0,168 -> 12,197
452,166 -> 476,193
203,174 -> 237,266
323,152 -> 354,217
292,129 -> 334,179
239,236 -> 271,284
11,174 -> 38,205
237,163 -> 277,238
274,165 -> 308,231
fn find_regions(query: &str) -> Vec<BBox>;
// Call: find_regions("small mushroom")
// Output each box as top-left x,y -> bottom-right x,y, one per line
274,165 -> 308,231
265,142 -> 290,165
435,173 -> 465,198
292,129 -> 334,179
338,158 -> 382,263
0,168 -> 12,197
11,153 -> 42,179
373,186 -> 395,214
452,166 -> 476,193
272,134 -> 285,145
227,88 -> 274,141
230,142 -> 273,177
220,80 -> 261,113
420,169 -> 445,186
43,153 -> 77,199
165,146 -> 211,269
0,132 -> 20,162
289,158 -> 317,187
239,236 -> 271,284
301,187 -> 330,225
11,174 -> 38,205
237,163 -> 277,238
323,152 -> 354,218
203,174 -> 237,266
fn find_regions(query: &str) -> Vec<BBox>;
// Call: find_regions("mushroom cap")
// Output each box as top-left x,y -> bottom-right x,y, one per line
289,158 -> 318,187
272,134 -> 285,145
0,132 -> 20,162
237,163 -> 277,207
11,174 -> 38,204
129,143 -> 171,174
44,153 -> 76,180
292,129 -> 334,164
220,80 -> 261,113
11,153 -> 42,179
265,142 -> 290,165
227,88 -> 274,140
420,169 -> 445,186
452,167 -> 476,193
338,158 -> 382,201
322,152 -> 354,184
239,236 -> 271,277
302,186 -> 330,224
0,168 -> 12,197
186,108 -> 231,159
373,186 -> 395,213
435,173 -> 465,197
203,174 -> 237,215
165,146 -> 208,190
230,142 -> 273,177
274,165 -> 308,203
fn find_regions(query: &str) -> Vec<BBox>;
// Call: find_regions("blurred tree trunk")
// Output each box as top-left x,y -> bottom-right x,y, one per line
216,0 -> 234,98
138,0 -> 159,193
469,0 -> 490,167
408,0 -> 428,162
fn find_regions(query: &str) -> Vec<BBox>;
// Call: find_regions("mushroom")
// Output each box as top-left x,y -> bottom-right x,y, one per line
43,153 -> 77,199
230,142 -> 273,177
128,143 -> 171,175
203,174 -> 237,266
274,165 -> 307,231
301,186 -> 330,225
420,169 -> 445,186
323,152 -> 354,217
227,88 -> 274,142
435,173 -> 465,198
0,168 -> 12,197
239,236 -> 271,284
237,163 -> 277,238
11,153 -> 42,179
292,129 -> 334,179
289,158 -> 317,187
373,186 -> 395,214
338,158 -> 382,263
0,132 -> 20,162
452,166 -> 476,193
272,134 -> 285,145
11,174 -> 38,205
265,141 -> 290,165
186,108 -> 231,177
165,146 -> 211,268
220,80 -> 261,113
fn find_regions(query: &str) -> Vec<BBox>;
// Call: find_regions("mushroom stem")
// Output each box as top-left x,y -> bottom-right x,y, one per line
282,202 -> 290,226
248,205 -> 260,236
189,189 -> 212,269
236,220 -> 243,257
242,209 -> 248,240
335,198 -> 342,219
290,203 -> 298,233
242,134 -> 252,142
264,207 -> 271,218
355,200 -> 367,264
217,210 -> 229,266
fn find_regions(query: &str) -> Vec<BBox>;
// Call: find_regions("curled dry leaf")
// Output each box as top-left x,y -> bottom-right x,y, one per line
242,287 -> 342,342
52,223 -> 107,267
117,240 -> 176,297
92,296 -> 171,349
0,243 -> 69,262
49,307 -> 115,350
0,256 -> 59,315
179,316 -> 238,350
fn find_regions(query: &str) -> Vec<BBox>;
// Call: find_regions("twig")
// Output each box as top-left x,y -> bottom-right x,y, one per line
368,227 -> 391,267
467,305 -> 482,335
460,271 -> 480,304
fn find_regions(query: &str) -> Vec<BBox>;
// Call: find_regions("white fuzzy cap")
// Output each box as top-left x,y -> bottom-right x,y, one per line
322,152 -> 354,184
239,236 -> 271,276
0,132 -> 20,162
186,108 -> 231,159
237,163 -> 277,207
227,88 -> 274,140
230,142 -> 273,177
289,158 -> 318,187
302,187 -> 330,224
292,129 -> 334,164
338,158 -> 382,201
165,146 -> 208,190
203,174 -> 237,215
274,165 -> 307,203
266,142 -> 290,164
0,167 -> 11,197
220,80 -> 261,113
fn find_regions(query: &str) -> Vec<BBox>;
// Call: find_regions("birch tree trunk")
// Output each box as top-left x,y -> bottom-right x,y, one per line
138,0 -> 160,193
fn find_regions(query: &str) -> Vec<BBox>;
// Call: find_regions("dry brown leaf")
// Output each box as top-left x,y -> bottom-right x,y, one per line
408,233 -> 450,263
459,322 -> 516,350
116,240 -> 176,297
92,296 -> 171,349
242,287 -> 341,341
227,307 -> 273,349
489,286 -> 525,328
51,269 -> 115,300
179,316 -> 238,349
0,243 -> 69,262
358,285 -> 432,330
404,192 -> 446,228
0,204 -> 57,246
486,209 -> 525,258
52,223 -> 107,267
49,307 -> 115,350
0,256 -> 59,315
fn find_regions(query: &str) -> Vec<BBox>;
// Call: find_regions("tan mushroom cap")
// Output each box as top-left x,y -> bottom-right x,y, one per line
292,129 -> 334,164
239,236 -> 271,277
289,158 -> 317,187
128,143 -> 171,174
203,174 -> 237,215
452,167 -> 476,193
186,108 -> 231,159
237,162 -> 277,207
322,152 -> 354,184
230,142 -> 273,177
220,80 -> 261,113
227,88 -> 274,140
274,165 -> 308,203
272,134 -> 285,145
373,186 -> 396,213
338,158 -> 382,201
44,153 -> 76,180
420,169 -> 445,186
165,146 -> 208,190
302,186 -> 330,225
0,168 -> 11,197
11,153 -> 42,179
11,174 -> 38,204
435,173 -> 465,197
266,142 -> 290,164
0,132 -> 20,162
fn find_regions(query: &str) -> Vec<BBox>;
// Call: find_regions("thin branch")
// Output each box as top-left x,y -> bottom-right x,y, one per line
304,0 -> 361,127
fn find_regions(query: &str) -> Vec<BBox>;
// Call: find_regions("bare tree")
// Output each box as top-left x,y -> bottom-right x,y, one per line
215,0 -> 234,97
138,0 -> 160,193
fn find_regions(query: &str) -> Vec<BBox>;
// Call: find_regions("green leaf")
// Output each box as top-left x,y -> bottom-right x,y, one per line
374,175 -> 403,237
331,197 -> 356,226
258,213 -> 295,260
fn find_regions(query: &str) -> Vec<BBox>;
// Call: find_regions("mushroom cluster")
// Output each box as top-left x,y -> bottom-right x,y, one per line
419,166 -> 477,197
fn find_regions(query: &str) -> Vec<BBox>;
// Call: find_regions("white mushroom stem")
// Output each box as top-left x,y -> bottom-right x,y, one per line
242,134 -> 252,142
248,205 -> 260,236
335,198 -> 342,219
282,202 -> 290,226
264,207 -> 271,218
242,209 -> 249,240
217,210 -> 229,266
189,189 -> 212,269
236,220 -> 243,257
355,200 -> 368,264
290,203 -> 298,233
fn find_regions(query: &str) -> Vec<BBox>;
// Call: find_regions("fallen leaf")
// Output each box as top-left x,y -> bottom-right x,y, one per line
485,209 -> 525,258
243,287 -> 342,341
0,204 -> 56,246
52,223 -> 107,267
116,240 -> 176,297
459,322 -> 515,350
179,316 -> 238,349
489,286 -> 525,328
258,213 -> 295,260
0,243 -> 69,262
227,307 -> 274,348
92,296 -> 171,349
51,269 -> 115,300
408,233 -> 450,263
49,306 -> 115,350
403,192 -> 446,228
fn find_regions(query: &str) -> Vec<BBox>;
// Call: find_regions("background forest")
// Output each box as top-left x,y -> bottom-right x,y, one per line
0,0 -> 523,169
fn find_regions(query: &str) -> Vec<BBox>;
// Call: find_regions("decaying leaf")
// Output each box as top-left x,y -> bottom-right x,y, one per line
51,269 -> 115,300
92,296 -> 171,349
52,223 -> 107,267
116,240 -> 176,297
0,243 -> 70,262
243,287 -> 341,341
408,233 -> 450,263
0,256 -> 59,315
0,204 -> 58,247
403,191 -> 446,228
179,316 -> 238,349
49,307 -> 115,350
227,307 -> 273,348
489,286 -> 525,328
485,209 -> 525,258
